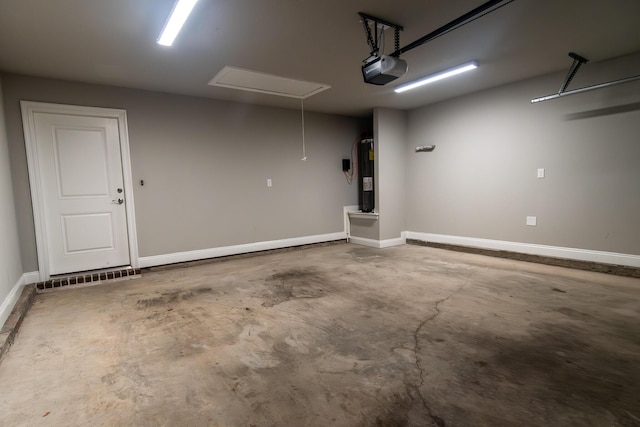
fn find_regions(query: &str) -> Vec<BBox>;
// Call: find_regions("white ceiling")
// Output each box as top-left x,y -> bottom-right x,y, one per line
1,0 -> 640,117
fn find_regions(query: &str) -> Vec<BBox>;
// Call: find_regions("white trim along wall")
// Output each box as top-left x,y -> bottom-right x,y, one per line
19,230 -> 639,282
140,205 -> 364,268
406,231 -> 640,268
0,272 -> 39,329
349,234 -> 407,249
139,232 -> 347,268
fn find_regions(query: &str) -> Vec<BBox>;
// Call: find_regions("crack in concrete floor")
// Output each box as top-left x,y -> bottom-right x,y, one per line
413,276 -> 471,427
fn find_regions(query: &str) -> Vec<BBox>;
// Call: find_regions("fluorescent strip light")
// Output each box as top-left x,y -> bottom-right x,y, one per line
157,0 -> 199,47
394,61 -> 478,93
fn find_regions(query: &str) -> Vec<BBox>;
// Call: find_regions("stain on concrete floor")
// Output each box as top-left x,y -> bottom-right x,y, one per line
0,243 -> 639,426
261,268 -> 331,307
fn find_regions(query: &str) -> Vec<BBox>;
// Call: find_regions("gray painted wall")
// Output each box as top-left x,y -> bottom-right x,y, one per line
375,108 -> 407,241
406,52 -> 640,255
349,217 -> 379,240
0,77 -> 24,318
2,74 -> 361,271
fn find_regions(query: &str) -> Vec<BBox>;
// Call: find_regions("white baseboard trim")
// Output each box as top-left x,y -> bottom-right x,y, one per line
379,235 -> 407,248
406,232 -> 640,268
0,271 -> 37,329
22,271 -> 40,284
138,232 -> 347,268
348,236 -> 381,248
349,234 -> 406,249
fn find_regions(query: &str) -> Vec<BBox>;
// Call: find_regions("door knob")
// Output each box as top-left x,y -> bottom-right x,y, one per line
112,198 -> 124,205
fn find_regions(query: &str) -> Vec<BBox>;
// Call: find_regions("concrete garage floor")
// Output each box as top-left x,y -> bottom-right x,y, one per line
1,244 -> 639,426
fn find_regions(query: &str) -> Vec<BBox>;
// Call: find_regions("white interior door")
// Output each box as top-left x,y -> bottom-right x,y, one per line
32,112 -> 130,275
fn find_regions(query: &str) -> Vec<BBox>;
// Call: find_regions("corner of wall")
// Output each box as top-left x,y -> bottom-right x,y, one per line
0,77 -> 26,328
373,108 -> 408,242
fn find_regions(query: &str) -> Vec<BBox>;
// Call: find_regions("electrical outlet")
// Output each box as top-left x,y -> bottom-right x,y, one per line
537,168 -> 545,178
526,216 -> 537,226
267,179 -> 272,187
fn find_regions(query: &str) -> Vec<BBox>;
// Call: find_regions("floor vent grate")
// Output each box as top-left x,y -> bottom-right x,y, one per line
35,268 -> 141,292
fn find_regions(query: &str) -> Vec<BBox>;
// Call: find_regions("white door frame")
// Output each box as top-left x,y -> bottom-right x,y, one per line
21,101 -> 139,281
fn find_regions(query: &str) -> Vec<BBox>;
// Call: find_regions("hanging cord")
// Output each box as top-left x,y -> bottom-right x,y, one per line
343,136 -> 360,184
361,17 -> 389,58
300,99 -> 307,161
361,16 -> 377,57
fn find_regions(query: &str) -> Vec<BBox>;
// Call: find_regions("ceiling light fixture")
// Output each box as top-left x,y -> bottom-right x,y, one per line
394,61 -> 478,93
157,0 -> 199,47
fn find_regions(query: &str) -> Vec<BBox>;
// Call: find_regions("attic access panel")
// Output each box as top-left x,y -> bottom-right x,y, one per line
208,66 -> 331,99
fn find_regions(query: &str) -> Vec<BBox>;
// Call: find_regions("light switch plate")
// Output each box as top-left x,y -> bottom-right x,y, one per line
526,216 -> 537,226
267,178 -> 272,187
537,168 -> 545,178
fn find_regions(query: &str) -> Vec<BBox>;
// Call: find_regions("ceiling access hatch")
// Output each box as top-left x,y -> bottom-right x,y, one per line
208,66 -> 331,99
